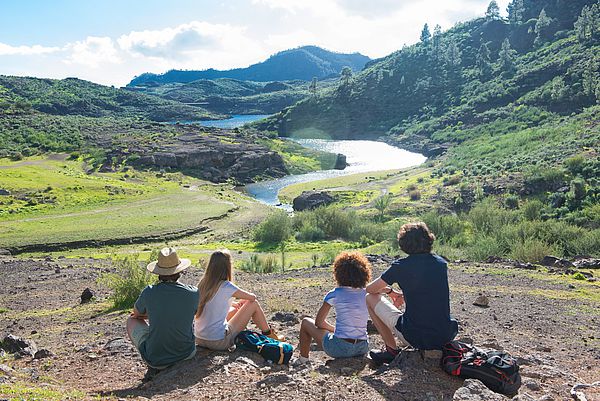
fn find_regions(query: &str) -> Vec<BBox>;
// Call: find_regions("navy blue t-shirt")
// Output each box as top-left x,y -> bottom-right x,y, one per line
381,253 -> 458,350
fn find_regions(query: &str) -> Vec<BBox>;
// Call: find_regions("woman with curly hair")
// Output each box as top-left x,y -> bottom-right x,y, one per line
295,251 -> 372,364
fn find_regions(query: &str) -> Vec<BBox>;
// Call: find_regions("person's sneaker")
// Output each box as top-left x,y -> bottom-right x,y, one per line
291,356 -> 311,367
265,327 -> 284,342
369,349 -> 397,366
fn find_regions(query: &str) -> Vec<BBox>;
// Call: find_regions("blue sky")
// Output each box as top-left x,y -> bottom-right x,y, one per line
0,0 -> 510,86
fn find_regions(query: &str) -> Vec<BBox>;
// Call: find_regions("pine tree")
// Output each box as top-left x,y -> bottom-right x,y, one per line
420,23 -> 431,43
507,0 -> 525,25
340,66 -> 353,85
582,58 -> 599,102
485,1 -> 501,20
309,77 -> 317,96
534,8 -> 552,46
498,38 -> 516,74
477,41 -> 492,79
432,24 -> 443,58
445,40 -> 462,67
575,4 -> 600,43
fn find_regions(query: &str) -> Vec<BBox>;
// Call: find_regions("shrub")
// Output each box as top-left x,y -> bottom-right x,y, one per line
374,194 -> 392,221
409,189 -> 421,200
253,210 -> 292,244
565,154 -> 586,175
504,194 -> 520,210
240,254 -> 278,273
466,236 -> 505,261
510,239 -> 556,263
572,229 -> 600,257
468,199 -> 519,235
523,199 -> 544,221
422,211 -> 469,246
99,256 -> 157,310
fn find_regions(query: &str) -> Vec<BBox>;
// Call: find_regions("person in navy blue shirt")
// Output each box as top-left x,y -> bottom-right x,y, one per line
366,222 -> 458,365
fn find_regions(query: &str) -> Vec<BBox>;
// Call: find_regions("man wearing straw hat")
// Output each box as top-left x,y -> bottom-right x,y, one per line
126,247 -> 199,370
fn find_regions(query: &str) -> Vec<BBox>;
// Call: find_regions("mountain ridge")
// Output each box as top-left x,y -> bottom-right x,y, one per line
127,45 -> 371,86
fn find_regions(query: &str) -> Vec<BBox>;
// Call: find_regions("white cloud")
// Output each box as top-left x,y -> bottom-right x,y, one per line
65,36 -> 120,67
0,42 -> 60,56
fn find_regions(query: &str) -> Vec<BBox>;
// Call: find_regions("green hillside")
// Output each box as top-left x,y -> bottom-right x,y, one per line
0,75 -> 219,122
129,78 -> 339,115
265,1 -> 599,150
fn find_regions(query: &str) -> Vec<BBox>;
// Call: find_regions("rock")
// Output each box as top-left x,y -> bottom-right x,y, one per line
573,258 -> 600,269
473,295 -> 489,308
256,372 -> 293,388
0,249 -> 11,256
80,288 -> 95,304
1,334 -> 38,357
33,349 -> 54,359
481,339 -> 503,350
333,153 -> 347,170
540,256 -> 574,268
0,364 -> 13,376
103,338 -> 134,355
524,379 -> 541,391
511,395 -> 536,401
514,261 -> 536,269
0,189 -> 10,196
292,191 -> 335,211
536,395 -> 555,401
271,312 -> 299,325
453,379 -> 507,400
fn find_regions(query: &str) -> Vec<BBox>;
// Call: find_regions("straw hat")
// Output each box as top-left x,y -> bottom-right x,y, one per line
146,247 -> 191,275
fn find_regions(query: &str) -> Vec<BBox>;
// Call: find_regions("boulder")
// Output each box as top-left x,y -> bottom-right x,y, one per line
334,153 -> 347,170
1,334 -> 38,357
0,189 -> 10,196
453,379 -> 507,401
33,349 -> 54,359
573,258 -> 600,269
292,191 -> 335,211
80,288 -> 96,304
540,256 -> 574,268
473,295 -> 489,308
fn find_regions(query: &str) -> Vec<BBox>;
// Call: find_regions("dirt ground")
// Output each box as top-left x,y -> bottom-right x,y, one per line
0,255 -> 598,400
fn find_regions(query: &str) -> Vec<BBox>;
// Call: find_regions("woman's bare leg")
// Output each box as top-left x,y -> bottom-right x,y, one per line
227,300 -> 269,333
299,317 -> 329,358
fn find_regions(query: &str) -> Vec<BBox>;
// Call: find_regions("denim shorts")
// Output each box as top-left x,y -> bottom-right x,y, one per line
322,333 -> 369,358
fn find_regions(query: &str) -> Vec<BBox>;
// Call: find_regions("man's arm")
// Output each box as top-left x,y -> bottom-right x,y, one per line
366,277 -> 393,294
130,306 -> 147,320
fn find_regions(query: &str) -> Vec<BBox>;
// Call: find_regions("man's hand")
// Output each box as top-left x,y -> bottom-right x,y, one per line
389,290 -> 405,309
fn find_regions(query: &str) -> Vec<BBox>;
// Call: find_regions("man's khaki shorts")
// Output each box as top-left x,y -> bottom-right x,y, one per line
373,296 -> 408,345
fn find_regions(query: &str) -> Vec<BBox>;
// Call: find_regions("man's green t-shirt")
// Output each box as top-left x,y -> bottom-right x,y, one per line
134,281 -> 199,367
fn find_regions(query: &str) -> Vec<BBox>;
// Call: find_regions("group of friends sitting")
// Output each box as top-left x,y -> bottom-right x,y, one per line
126,222 -> 458,371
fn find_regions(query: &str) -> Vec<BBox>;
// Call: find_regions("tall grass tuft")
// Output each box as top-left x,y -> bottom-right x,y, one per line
99,256 -> 158,310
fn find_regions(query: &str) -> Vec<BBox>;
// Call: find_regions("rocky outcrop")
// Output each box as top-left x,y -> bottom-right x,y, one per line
1,334 -> 37,357
131,130 -> 288,183
334,153 -> 347,170
292,191 -> 335,211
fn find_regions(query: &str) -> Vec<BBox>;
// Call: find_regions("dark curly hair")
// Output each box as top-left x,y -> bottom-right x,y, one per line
397,222 -> 435,254
333,251 -> 372,288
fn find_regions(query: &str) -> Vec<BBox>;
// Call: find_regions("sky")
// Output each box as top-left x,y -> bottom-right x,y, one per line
0,0 -> 511,87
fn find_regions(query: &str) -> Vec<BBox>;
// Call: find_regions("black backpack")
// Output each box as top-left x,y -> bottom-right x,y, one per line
442,341 -> 521,395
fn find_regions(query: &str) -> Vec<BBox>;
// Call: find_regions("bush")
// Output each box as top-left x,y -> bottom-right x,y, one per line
99,256 -> 157,310
523,199 -> 544,221
504,194 -> 520,210
466,236 -> 504,261
510,239 -> 556,263
253,210 -> 292,244
239,254 -> 278,273
468,199 -> 519,235
422,211 -> 469,246
409,189 -> 421,200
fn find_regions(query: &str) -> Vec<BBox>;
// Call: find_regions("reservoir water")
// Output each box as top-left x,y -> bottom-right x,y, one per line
246,139 -> 427,207
198,114 -> 271,129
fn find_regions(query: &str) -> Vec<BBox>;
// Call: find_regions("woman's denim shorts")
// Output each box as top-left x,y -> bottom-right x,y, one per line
322,333 -> 369,358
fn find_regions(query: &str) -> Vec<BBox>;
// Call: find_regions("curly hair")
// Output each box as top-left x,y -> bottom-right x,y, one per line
333,251 -> 372,288
397,222 -> 435,254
